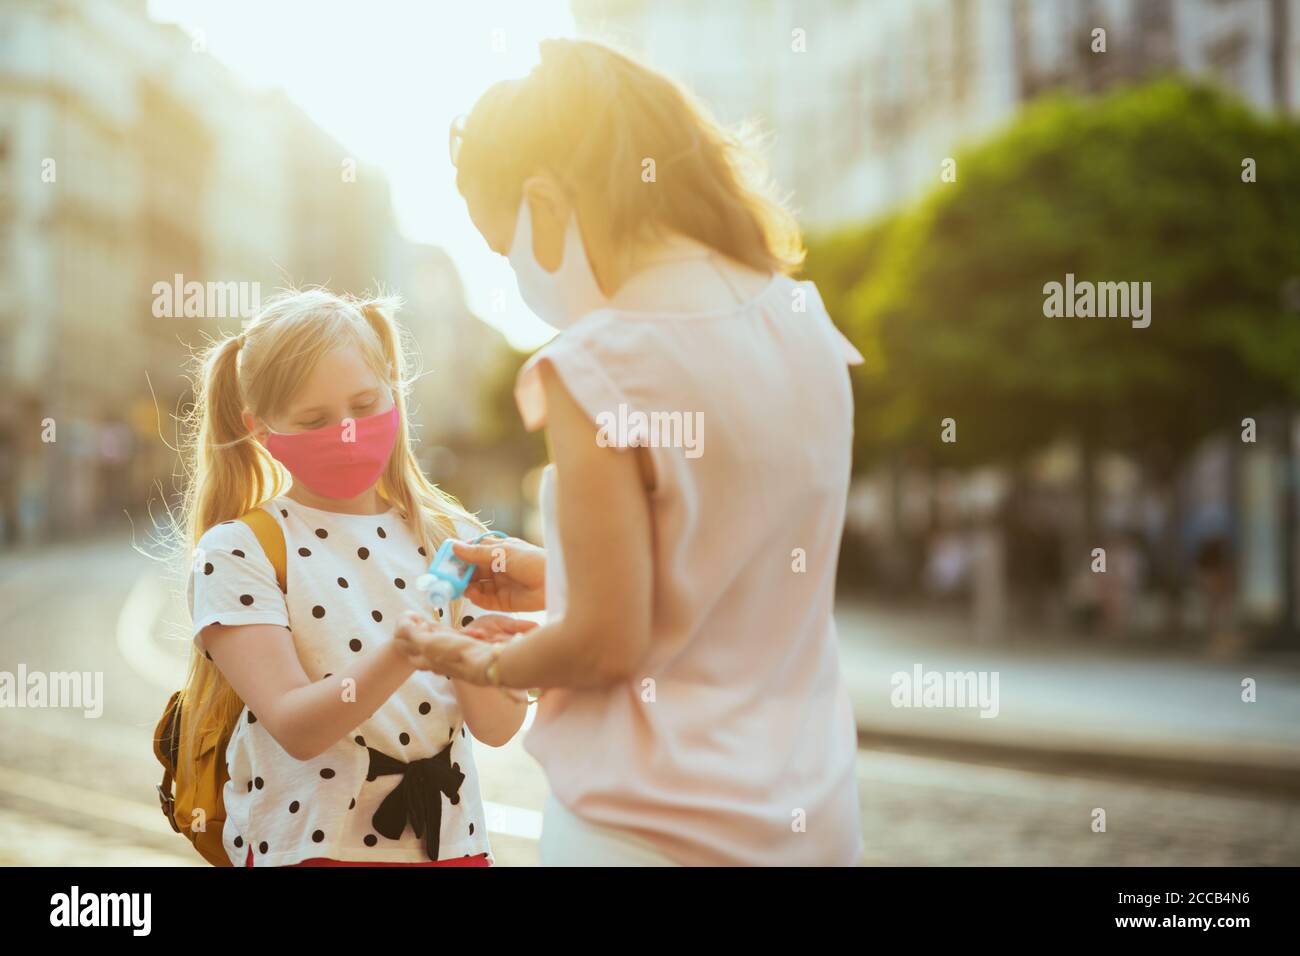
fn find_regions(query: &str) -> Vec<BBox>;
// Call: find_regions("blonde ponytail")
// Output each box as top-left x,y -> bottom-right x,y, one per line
174,330 -> 283,771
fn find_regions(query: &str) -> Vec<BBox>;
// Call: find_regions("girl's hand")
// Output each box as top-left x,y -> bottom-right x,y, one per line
394,611 -> 494,684
452,536 -> 547,613
463,614 -> 539,644
394,611 -> 436,649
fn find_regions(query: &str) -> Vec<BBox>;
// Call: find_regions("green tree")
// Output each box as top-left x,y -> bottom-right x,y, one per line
813,79 -> 1300,470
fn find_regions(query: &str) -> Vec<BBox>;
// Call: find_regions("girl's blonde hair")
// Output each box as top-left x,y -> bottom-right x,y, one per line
451,37 -> 804,275
175,288 -> 480,764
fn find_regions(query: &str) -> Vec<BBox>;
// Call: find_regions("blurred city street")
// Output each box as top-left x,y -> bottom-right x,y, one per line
2,0 -> 1299,871
2,531 -> 1296,867
837,603 -> 1300,787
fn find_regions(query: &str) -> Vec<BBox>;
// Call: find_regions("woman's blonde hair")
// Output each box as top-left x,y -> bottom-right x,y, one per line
451,37 -> 804,274
174,288 -> 480,767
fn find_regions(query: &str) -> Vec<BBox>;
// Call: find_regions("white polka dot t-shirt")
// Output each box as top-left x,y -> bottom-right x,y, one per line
186,495 -> 492,866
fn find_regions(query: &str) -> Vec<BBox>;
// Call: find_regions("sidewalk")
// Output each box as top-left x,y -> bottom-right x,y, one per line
835,601 -> 1300,791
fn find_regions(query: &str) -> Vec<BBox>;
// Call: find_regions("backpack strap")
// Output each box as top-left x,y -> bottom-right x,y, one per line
238,506 -> 287,594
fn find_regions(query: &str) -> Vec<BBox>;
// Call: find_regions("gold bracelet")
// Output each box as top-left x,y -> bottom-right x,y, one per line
486,642 -> 534,704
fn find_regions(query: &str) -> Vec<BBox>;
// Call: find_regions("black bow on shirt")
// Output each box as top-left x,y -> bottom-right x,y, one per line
366,740 -> 465,861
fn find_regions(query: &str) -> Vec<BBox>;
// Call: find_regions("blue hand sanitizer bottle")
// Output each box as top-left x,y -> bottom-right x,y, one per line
415,530 -> 508,609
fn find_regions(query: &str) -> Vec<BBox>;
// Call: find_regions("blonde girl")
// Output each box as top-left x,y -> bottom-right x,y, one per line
397,38 -> 864,866
178,289 -> 525,867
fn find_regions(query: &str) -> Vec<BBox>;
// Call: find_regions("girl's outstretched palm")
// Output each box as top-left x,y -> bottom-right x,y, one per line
452,537 -> 547,612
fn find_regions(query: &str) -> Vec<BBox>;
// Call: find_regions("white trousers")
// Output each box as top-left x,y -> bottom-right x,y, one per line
538,793 -> 679,866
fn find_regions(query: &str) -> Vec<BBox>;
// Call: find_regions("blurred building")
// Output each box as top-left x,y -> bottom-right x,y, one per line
0,0 -> 500,545
395,241 -> 534,533
574,0 -> 1298,229
398,242 -> 505,440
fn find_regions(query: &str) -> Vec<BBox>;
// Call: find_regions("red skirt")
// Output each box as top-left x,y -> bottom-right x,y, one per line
244,847 -> 489,867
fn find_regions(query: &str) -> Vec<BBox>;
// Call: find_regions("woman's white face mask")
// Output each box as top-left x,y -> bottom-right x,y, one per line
506,197 -> 607,331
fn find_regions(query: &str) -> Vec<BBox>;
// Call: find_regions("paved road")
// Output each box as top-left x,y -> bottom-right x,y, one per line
1,533 -> 1297,866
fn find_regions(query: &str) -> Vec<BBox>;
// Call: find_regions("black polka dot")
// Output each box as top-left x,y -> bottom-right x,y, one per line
246,780 -> 253,792
240,594 -> 254,606
461,726 -> 466,738
203,563 -> 213,575
298,547 -> 312,557
320,768 -> 335,779
349,638 -> 362,652
371,610 -> 383,622
469,822 -> 475,835
394,578 -> 406,589
289,801 -> 300,813
204,650 -> 213,661
258,841 -> 268,854
233,836 -> 243,848
377,527 -> 387,539
461,615 -> 475,628
348,798 -> 356,810
337,577 -> 349,588
312,605 -> 325,618
312,829 -> 325,843
254,776 -> 264,789
248,712 -> 257,724
315,529 -> 328,539
357,547 -> 370,560
364,834 -> 378,847
399,732 -> 410,746
354,735 -> 366,746
418,702 -> 431,715
418,546 -> 427,557
435,608 -> 443,618
280,509 -> 288,518
232,549 -> 245,558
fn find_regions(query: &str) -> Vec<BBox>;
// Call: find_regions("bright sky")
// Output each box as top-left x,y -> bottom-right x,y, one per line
148,0 -> 575,349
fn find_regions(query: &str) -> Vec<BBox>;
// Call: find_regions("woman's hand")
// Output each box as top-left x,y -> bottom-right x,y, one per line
394,611 -> 494,684
452,536 -> 547,612
463,613 -> 540,644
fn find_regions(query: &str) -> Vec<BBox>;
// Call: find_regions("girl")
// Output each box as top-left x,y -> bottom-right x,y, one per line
395,38 -> 864,866
179,288 -> 526,867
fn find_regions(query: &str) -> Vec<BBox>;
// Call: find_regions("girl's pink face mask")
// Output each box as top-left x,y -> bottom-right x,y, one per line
265,405 -> 399,500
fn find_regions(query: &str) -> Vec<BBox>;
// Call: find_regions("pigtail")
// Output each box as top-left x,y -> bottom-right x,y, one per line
174,330 -> 280,783
186,334 -> 276,545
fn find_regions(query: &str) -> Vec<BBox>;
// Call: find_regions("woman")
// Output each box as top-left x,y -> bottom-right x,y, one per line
396,38 -> 864,866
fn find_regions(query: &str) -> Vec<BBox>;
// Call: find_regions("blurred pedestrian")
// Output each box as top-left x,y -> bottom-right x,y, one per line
1195,535 -> 1243,658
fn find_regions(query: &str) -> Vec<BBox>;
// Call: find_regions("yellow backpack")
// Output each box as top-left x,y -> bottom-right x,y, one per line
153,507 -> 287,867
